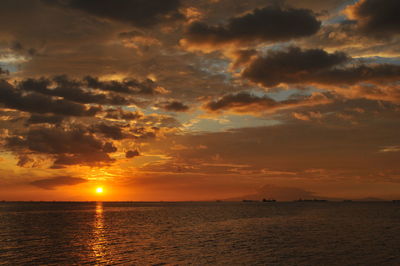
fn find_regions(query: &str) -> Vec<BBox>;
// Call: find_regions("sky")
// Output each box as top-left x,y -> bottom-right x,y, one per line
0,0 -> 399,201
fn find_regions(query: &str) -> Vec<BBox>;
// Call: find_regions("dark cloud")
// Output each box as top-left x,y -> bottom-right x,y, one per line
345,0 -> 400,37
84,76 -> 162,95
310,64 -> 400,85
10,41 -> 23,51
126,149 -> 140,158
0,80 -> 99,116
52,152 -> 114,167
242,47 -> 400,87
140,114 -> 181,128
6,127 -> 116,167
105,108 -> 142,121
182,6 -> 320,49
161,101 -> 189,112
9,40 -> 37,56
243,47 -> 348,86
16,155 -> 36,168
205,91 -> 331,114
103,142 -> 117,153
130,127 -> 157,140
27,114 -> 64,125
91,123 -> 124,140
90,121 -> 162,141
118,30 -> 144,39
30,176 -> 87,190
44,0 -> 183,27
0,67 -> 10,76
297,21 -> 377,56
19,76 -> 131,105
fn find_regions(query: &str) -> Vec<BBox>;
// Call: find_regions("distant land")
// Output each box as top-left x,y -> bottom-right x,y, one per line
224,184 -> 387,202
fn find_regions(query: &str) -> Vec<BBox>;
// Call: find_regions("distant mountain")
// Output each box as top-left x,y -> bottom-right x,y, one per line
225,184 -> 344,202
354,197 -> 386,202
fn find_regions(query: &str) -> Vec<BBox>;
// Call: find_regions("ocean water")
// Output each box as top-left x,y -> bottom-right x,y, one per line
0,202 -> 399,265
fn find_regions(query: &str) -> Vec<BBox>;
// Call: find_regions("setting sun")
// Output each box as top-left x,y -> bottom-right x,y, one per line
96,187 -> 104,194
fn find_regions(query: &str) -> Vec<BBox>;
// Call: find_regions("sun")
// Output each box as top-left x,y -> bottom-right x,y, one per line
96,187 -> 104,194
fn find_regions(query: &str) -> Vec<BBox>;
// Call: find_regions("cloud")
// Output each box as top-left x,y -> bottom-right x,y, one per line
118,30 -> 162,50
204,91 -> 331,115
0,67 -> 10,76
91,123 -> 124,140
84,76 -> 165,95
160,101 -> 190,112
181,6 -> 320,51
19,76 -> 131,106
229,49 -> 258,69
126,149 -> 140,158
26,114 -> 64,125
242,47 -> 348,86
44,0 -> 184,27
344,0 -> 400,38
292,111 -> 322,121
30,176 -> 87,190
313,65 -> 400,85
105,108 -> 142,121
6,127 -> 116,167
242,46 -> 400,87
17,75 -> 166,107
130,127 -> 157,140
0,80 -> 99,117
379,146 -> 400,153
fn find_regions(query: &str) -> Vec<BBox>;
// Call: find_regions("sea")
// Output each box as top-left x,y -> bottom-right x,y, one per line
0,201 -> 399,265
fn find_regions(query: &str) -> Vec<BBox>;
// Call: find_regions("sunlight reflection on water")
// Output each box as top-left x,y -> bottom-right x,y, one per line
92,202 -> 107,263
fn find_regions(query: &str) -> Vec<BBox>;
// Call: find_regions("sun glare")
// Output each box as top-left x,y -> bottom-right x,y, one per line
96,187 -> 104,194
